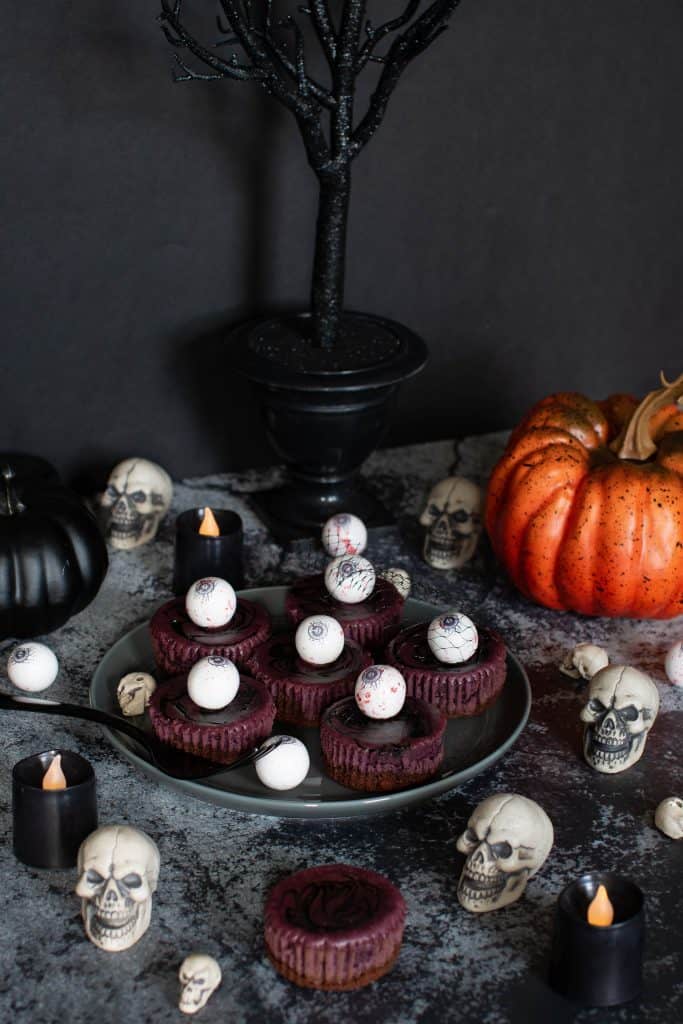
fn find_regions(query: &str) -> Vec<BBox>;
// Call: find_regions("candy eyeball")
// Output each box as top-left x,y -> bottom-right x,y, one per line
255,735 -> 310,790
185,577 -> 236,628
355,664 -> 406,719
664,641 -> 683,686
7,642 -> 59,692
324,555 -> 376,604
322,513 -> 368,558
295,615 -> 345,666
427,612 -> 478,665
379,567 -> 411,600
187,656 -> 240,710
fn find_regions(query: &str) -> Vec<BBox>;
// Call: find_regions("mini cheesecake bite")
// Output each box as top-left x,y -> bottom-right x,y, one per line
321,664 -> 446,792
385,610 -> 507,718
148,670 -> 275,765
245,614 -> 371,727
150,576 -> 271,677
264,864 -> 406,990
285,556 -> 404,650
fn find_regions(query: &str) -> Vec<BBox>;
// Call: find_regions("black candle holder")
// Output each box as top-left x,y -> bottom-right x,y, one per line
549,871 -> 645,1007
173,508 -> 244,596
12,748 -> 98,869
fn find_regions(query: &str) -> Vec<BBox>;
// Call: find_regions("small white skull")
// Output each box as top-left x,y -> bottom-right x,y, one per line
580,665 -> 660,774
419,476 -> 483,570
100,458 -> 172,550
456,794 -> 554,913
75,825 -> 160,951
654,797 -> 683,839
559,643 -> 609,681
179,953 -> 222,1015
116,672 -> 157,717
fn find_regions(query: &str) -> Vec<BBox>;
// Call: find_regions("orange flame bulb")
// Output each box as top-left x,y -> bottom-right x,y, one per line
587,884 -> 614,927
199,507 -> 220,537
42,754 -> 67,791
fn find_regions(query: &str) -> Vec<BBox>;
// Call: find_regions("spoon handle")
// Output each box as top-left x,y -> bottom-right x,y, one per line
0,691 -> 147,745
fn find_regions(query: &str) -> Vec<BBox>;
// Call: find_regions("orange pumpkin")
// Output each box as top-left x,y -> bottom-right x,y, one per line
485,373 -> 683,618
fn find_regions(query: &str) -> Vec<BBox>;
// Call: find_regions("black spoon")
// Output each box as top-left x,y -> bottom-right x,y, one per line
0,691 -> 281,781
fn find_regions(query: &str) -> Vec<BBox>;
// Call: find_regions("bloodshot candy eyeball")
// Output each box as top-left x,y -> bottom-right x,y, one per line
355,665 -> 406,720
665,641 -> 683,686
185,577 -> 236,629
324,555 -> 376,604
295,615 -> 345,666
255,735 -> 310,790
187,656 -> 240,710
7,642 -> 59,693
427,612 -> 478,665
321,513 -> 368,558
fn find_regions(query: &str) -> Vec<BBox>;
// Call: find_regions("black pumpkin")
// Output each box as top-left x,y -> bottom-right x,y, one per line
0,465 -> 108,639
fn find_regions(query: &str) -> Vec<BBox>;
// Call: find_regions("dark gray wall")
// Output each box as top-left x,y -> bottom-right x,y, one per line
3,2 -> 683,485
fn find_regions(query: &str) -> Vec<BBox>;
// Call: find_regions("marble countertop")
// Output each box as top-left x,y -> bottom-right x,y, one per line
1,434 -> 681,1024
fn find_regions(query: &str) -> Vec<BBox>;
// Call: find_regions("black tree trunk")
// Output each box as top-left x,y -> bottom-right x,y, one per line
311,168 -> 352,349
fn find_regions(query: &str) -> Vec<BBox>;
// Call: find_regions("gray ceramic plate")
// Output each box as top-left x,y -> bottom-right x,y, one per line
90,587 -> 531,819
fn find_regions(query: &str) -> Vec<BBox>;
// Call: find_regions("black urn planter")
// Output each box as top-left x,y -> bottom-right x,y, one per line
231,312 -> 427,538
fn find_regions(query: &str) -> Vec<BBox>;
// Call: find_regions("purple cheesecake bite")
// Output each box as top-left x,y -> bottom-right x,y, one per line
264,864 -> 406,990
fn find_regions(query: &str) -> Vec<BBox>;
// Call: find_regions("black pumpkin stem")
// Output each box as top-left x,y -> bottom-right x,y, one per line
1,466 -> 25,517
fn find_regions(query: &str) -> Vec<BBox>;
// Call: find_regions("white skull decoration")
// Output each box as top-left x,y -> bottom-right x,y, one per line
100,458 -> 172,550
581,665 -> 660,774
75,825 -> 160,951
456,794 -> 554,912
419,476 -> 483,570
179,953 -> 222,1015
559,642 -> 609,681
116,671 -> 157,717
654,797 -> 683,840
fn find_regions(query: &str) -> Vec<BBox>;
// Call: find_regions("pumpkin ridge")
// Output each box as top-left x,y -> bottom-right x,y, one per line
517,485 -> 579,608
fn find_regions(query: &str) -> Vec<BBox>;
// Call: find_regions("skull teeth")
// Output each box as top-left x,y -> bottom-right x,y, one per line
459,871 -> 506,896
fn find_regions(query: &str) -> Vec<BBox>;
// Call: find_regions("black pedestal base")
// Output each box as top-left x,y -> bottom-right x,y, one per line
249,475 -> 393,542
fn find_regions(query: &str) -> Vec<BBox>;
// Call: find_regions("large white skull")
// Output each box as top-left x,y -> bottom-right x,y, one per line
179,953 -> 222,1014
100,458 -> 172,550
116,671 -> 157,717
456,794 -> 554,912
419,476 -> 483,570
75,825 -> 160,951
654,797 -> 683,839
580,665 -> 659,774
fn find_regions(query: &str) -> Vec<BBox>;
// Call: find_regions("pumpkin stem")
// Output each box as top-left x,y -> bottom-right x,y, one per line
611,371 -> 683,460
0,466 -> 24,516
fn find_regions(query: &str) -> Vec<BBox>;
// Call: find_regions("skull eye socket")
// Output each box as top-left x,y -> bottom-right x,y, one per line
105,485 -> 119,500
588,698 -> 606,714
131,491 -> 146,503
464,828 -> 478,844
428,504 -> 442,517
121,873 -> 143,888
490,841 -> 513,859
619,705 -> 639,722
451,509 -> 470,523
86,869 -> 105,885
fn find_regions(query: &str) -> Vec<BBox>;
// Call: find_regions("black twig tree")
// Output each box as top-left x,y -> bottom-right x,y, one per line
159,1 -> 461,349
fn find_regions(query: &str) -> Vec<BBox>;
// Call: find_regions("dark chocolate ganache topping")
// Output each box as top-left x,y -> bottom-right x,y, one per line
256,636 -> 363,683
322,696 -> 436,748
389,621 -> 489,672
281,874 -> 384,932
174,599 -> 259,644
290,575 -> 400,621
160,675 -> 264,726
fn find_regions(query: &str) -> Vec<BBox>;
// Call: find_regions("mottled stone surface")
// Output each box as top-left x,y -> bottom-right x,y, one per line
1,434 -> 681,1024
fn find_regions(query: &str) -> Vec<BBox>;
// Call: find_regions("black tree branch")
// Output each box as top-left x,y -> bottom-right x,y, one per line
351,0 -> 461,157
